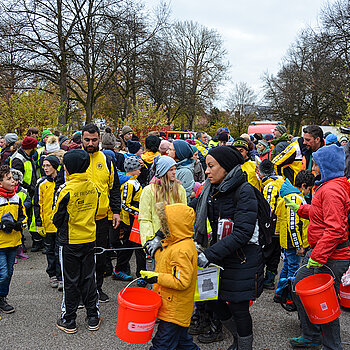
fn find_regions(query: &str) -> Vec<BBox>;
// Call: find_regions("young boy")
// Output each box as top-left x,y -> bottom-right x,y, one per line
33,155 -> 62,290
112,156 -> 145,282
274,170 -> 314,310
52,149 -> 100,334
140,203 -> 199,350
0,165 -> 27,313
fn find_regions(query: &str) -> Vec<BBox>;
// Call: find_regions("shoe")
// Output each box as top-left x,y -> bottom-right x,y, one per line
237,334 -> 253,350
197,319 -> 224,343
58,281 -> 63,292
86,316 -> 101,331
290,336 -> 322,348
112,270 -> 133,282
137,279 -> 148,288
42,247 -> 47,254
222,317 -> 238,350
56,318 -> 77,334
284,301 -> 297,312
31,241 -> 43,252
263,270 -> 276,290
49,276 -> 58,288
98,290 -> 110,303
188,311 -> 210,335
14,258 -> 18,264
16,245 -> 29,259
0,296 -> 15,314
77,300 -> 84,309
273,294 -> 282,303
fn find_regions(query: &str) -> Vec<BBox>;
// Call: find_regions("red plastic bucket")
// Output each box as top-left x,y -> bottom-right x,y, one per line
116,286 -> 162,344
295,273 -> 340,324
339,282 -> 350,308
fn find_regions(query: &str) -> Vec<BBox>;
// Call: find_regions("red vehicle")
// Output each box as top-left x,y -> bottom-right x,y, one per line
165,130 -> 194,140
248,121 -> 283,137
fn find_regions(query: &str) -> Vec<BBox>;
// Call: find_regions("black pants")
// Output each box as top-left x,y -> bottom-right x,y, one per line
44,232 -> 61,281
95,217 -> 110,291
206,300 -> 252,337
263,235 -> 281,275
59,242 -> 99,322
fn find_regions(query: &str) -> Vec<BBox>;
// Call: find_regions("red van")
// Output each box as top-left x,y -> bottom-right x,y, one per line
247,121 -> 283,137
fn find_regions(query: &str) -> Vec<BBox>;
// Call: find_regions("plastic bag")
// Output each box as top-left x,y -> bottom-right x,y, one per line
341,267 -> 350,286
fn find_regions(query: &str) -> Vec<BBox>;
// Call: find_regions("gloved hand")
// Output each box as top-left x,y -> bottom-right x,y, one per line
144,236 -> 163,258
194,242 -> 204,254
307,258 -> 323,269
37,226 -> 46,237
14,221 -> 23,231
284,197 -> 300,213
198,252 -> 209,268
0,212 -> 16,233
140,270 -> 159,284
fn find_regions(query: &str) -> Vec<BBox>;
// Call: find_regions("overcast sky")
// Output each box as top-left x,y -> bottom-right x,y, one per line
145,0 -> 333,106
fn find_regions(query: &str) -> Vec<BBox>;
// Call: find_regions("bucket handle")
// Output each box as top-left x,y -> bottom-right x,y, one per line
292,264 -> 336,293
120,277 -> 142,297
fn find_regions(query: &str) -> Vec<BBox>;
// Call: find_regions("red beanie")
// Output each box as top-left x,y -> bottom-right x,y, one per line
22,136 -> 38,150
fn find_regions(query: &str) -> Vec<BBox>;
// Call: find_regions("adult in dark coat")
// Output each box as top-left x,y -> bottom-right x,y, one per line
195,146 -> 264,350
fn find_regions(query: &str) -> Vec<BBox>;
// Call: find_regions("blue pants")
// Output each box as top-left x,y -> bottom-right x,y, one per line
150,320 -> 200,350
275,248 -> 301,297
0,247 -> 17,296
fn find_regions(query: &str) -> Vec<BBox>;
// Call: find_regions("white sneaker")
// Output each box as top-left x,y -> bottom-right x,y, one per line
49,276 -> 58,288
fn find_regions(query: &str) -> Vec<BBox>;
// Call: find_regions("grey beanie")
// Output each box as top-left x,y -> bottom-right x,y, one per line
5,133 -> 18,145
275,125 -> 287,135
124,156 -> 141,173
257,139 -> 269,148
101,129 -> 116,149
122,125 -> 133,136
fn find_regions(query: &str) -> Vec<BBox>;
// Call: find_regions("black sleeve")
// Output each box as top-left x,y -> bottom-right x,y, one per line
109,161 -> 121,214
53,192 -> 70,229
33,180 -> 43,227
11,158 -> 25,177
204,184 -> 258,264
17,198 -> 27,224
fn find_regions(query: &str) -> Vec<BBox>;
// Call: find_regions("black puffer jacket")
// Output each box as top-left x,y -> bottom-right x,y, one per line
203,166 -> 264,302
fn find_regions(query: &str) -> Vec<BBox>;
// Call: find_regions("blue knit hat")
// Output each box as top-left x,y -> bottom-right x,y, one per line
325,133 -> 338,145
154,155 -> 176,178
313,144 -> 345,185
173,140 -> 194,161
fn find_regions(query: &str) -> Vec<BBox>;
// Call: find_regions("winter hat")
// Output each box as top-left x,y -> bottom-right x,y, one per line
11,169 -> 23,184
253,133 -> 263,141
121,125 -> 133,136
159,140 -> 170,155
218,132 -> 229,142
190,145 -> 198,154
313,144 -> 345,186
21,136 -> 38,150
173,139 -> 194,161
101,128 -> 116,149
42,129 -> 53,139
71,131 -> 82,144
274,125 -> 287,135
127,140 -> 142,154
258,159 -> 274,177
59,135 -> 69,144
231,137 -> 249,151
124,156 -> 142,173
240,133 -> 250,142
208,146 -> 244,173
264,133 -> 274,141
46,135 -> 60,153
43,155 -> 60,170
145,135 -> 161,153
5,133 -> 18,145
154,155 -> 176,178
63,149 -> 90,174
258,139 -> 269,148
217,127 -> 230,134
324,131 -> 332,139
340,136 -> 349,143
325,133 -> 338,145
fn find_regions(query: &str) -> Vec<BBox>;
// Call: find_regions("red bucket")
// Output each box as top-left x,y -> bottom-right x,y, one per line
339,282 -> 350,308
295,273 -> 340,324
116,286 -> 162,344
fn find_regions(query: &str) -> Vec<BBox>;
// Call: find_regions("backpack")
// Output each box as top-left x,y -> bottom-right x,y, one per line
233,182 -> 274,247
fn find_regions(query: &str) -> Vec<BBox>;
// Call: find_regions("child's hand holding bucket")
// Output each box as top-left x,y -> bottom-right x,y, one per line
140,270 -> 158,284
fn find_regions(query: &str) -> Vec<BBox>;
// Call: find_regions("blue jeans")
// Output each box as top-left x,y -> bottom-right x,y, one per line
275,248 -> 301,297
150,320 -> 200,350
0,247 -> 17,296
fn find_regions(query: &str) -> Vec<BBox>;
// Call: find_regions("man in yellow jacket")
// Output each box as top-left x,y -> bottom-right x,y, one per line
82,123 -> 121,303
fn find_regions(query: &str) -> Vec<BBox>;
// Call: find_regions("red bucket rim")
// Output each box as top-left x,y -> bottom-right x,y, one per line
295,273 -> 334,296
118,287 -> 161,311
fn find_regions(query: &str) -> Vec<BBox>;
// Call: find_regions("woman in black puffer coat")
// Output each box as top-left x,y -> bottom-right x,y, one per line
194,146 -> 264,350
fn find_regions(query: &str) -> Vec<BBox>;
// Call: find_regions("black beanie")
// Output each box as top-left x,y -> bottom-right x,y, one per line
127,140 -> 142,154
44,155 -> 60,170
63,149 -> 90,174
218,132 -> 229,142
258,159 -> 274,177
208,146 -> 244,173
145,135 -> 161,153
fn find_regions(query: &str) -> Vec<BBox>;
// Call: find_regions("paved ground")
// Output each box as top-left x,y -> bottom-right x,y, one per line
1,232 -> 350,350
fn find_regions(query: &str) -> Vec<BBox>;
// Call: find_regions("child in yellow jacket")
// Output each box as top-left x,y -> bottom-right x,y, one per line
140,203 -> 199,350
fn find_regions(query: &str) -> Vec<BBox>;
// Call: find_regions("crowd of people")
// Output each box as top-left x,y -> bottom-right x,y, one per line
0,123 -> 349,350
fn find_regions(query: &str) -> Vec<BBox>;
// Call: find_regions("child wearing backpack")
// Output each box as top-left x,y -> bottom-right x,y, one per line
273,170 -> 314,310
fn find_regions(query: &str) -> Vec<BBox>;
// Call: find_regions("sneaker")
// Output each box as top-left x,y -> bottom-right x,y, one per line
98,290 -> 110,303
50,276 -> 58,288
86,316 -> 101,331
197,319 -> 224,343
56,318 -> 77,334
112,270 -> 133,282
273,294 -> 282,304
58,281 -> 63,291
290,336 -> 321,348
77,301 -> 84,309
0,296 -> 15,314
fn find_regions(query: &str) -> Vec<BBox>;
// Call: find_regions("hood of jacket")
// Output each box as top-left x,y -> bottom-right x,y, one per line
118,173 -> 132,185
313,144 -> 345,186
271,133 -> 289,145
280,178 -> 301,197
217,164 -> 247,193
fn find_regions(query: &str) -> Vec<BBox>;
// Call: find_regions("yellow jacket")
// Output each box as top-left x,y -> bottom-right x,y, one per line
195,139 -> 209,157
241,160 -> 260,191
0,194 -> 27,249
120,176 -> 142,226
52,173 -> 99,245
33,176 -> 56,233
154,204 -> 198,327
86,151 -> 120,220
139,183 -> 187,245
